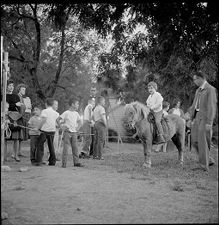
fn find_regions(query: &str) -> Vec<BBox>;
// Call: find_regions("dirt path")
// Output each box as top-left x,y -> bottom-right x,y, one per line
1,141 -> 218,224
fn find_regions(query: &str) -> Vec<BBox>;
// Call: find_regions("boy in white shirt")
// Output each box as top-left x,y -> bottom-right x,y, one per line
80,97 -> 95,158
34,98 -> 59,166
56,96 -> 83,168
146,81 -> 165,144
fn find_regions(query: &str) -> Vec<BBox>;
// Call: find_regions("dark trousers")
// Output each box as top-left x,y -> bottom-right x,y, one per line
154,110 -> 164,135
81,121 -> 92,155
89,126 -> 94,156
93,121 -> 106,158
62,131 -> 79,166
30,135 -> 39,162
36,131 -> 56,165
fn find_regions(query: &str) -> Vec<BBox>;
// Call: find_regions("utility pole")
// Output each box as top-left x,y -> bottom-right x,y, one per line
1,36 -> 9,164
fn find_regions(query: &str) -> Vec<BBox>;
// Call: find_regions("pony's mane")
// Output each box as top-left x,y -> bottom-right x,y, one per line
131,101 -> 150,118
132,101 -> 150,112
128,101 -> 150,119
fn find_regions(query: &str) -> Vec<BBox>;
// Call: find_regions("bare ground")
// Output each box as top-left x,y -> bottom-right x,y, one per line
1,140 -> 218,224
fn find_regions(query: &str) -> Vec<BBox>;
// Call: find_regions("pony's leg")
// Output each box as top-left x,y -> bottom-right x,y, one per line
171,134 -> 184,165
142,141 -> 152,168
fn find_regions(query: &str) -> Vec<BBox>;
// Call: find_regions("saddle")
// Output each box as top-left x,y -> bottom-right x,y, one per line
147,112 -> 171,144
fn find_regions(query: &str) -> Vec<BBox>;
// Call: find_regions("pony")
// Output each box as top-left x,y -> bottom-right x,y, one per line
124,101 -> 185,168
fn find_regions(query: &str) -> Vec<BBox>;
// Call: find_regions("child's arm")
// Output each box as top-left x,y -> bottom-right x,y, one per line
56,116 -> 62,128
100,109 -> 107,127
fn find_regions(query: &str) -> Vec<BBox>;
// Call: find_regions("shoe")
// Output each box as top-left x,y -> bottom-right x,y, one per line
74,163 -> 84,167
15,157 -> 21,162
93,156 -> 98,159
12,156 -> 20,162
209,157 -> 215,166
100,157 -> 104,160
156,135 -> 166,144
33,162 -> 46,166
79,152 -> 89,159
48,163 -> 56,166
61,164 -> 66,168
79,153 -> 85,158
18,154 -> 26,158
209,161 -> 215,166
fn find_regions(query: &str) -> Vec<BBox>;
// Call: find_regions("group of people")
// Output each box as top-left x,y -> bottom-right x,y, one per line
4,80 -> 32,162
144,70 -> 217,171
2,81 -> 108,169
2,69 -> 217,172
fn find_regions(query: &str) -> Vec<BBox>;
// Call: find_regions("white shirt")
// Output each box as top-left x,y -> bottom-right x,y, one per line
195,81 -> 207,111
172,108 -> 181,116
93,105 -> 106,122
146,91 -> 163,112
23,97 -> 32,113
83,104 -> 93,121
60,110 -> 81,132
200,80 -> 207,90
41,107 -> 59,132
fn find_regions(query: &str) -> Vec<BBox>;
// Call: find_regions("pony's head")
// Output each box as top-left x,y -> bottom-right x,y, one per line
124,103 -> 136,128
124,101 -> 149,128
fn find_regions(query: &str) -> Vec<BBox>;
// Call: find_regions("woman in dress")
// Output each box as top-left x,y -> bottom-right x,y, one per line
6,80 -> 25,162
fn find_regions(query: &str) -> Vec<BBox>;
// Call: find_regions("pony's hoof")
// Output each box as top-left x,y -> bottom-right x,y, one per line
143,162 -> 151,168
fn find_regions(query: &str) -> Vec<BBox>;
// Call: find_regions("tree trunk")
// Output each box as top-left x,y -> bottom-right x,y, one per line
46,25 -> 66,97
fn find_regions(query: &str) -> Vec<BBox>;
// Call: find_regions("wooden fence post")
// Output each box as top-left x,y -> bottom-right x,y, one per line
1,36 -> 9,164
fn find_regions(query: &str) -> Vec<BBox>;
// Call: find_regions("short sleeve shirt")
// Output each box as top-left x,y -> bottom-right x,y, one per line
93,105 -> 106,122
60,110 -> 81,132
28,115 -> 42,135
40,107 -> 59,132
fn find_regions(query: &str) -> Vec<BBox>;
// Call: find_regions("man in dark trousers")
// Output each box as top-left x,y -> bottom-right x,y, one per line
189,70 -> 217,171
80,86 -> 98,158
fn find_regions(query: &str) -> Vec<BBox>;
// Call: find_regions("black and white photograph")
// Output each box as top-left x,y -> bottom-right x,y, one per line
1,2 -> 218,224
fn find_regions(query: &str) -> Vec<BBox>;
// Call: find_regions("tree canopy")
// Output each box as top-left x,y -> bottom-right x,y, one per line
1,2 -> 218,112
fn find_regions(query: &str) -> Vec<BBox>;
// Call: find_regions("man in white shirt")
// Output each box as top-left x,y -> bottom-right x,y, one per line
80,98 -> 95,158
93,96 -> 107,160
34,98 -> 59,166
146,81 -> 165,144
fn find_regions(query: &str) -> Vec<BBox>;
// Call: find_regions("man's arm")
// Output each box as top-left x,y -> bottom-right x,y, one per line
56,116 -> 62,128
100,108 -> 107,127
206,87 -> 217,126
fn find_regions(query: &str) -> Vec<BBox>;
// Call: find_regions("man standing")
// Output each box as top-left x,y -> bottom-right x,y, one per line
189,70 -> 217,171
16,83 -> 27,157
82,86 -> 98,157
80,97 -> 95,158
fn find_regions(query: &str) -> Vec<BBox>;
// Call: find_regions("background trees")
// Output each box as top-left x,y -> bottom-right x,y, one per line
1,2 -> 218,113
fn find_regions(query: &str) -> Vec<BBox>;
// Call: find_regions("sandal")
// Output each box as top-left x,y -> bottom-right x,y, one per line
15,157 -> 20,162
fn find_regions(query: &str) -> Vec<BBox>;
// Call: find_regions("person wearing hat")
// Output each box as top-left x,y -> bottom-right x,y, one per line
189,70 -> 217,171
146,81 -> 165,144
